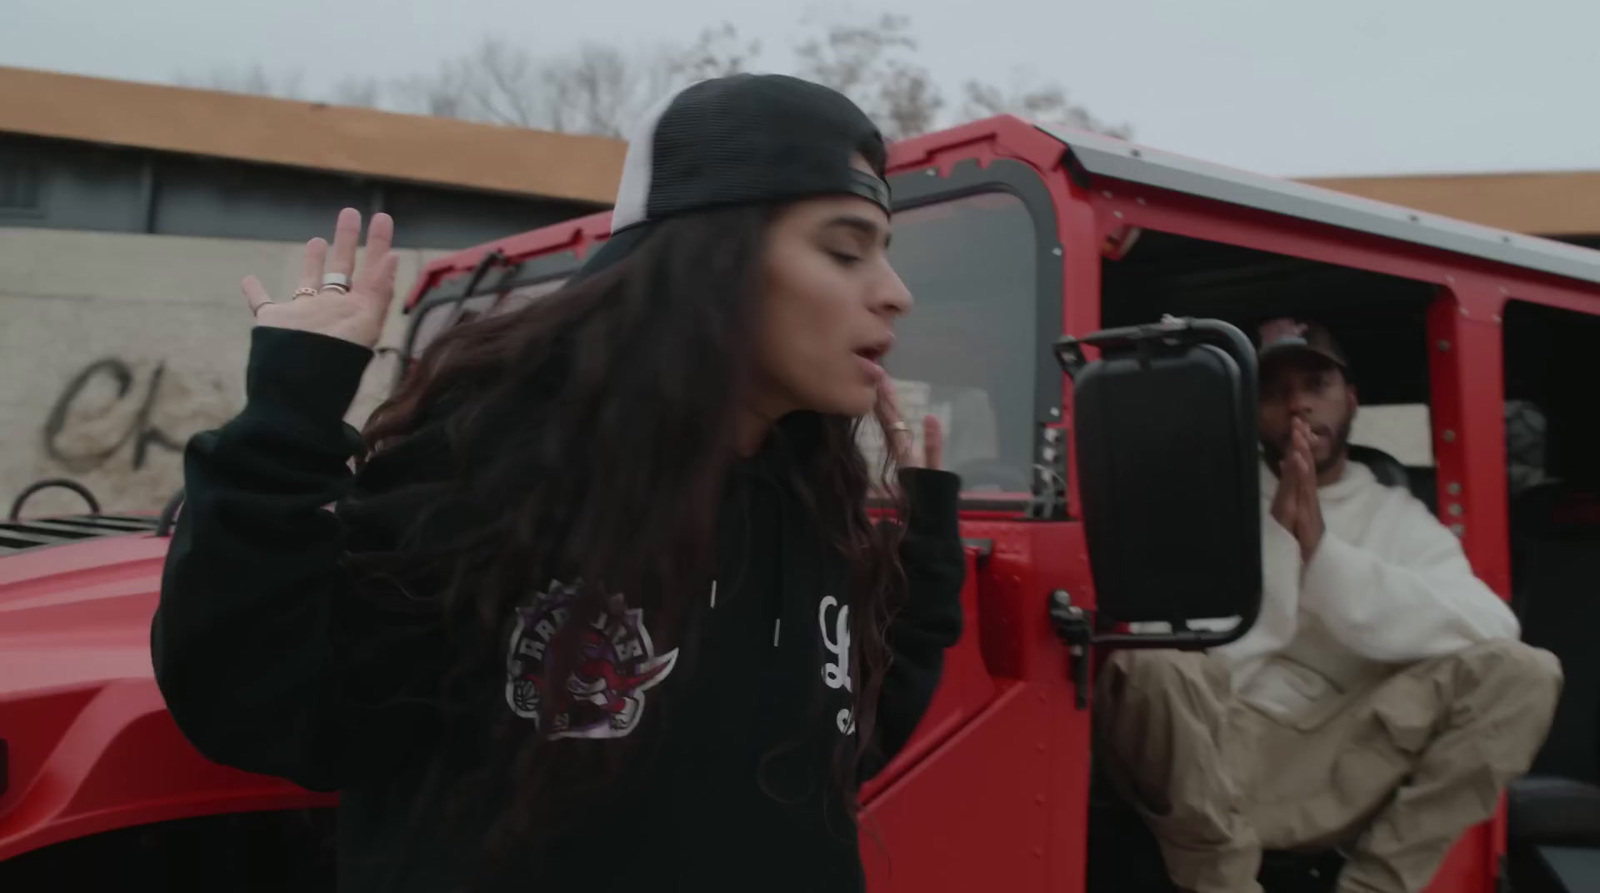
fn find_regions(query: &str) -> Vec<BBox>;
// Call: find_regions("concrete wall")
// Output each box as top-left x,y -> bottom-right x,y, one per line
0,226 -> 450,516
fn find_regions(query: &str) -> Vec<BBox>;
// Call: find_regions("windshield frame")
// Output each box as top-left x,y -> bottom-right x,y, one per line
886,157 -> 1064,515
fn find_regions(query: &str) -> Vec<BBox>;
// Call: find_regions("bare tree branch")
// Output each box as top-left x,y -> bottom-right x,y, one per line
479,40 -> 542,126
960,74 -> 1132,138
174,64 -> 305,100
878,61 -> 943,141
393,66 -> 471,119
793,13 -> 946,140
174,16 -> 1130,144
794,12 -> 917,98
330,76 -> 384,109
667,23 -> 761,83
390,25 -> 763,138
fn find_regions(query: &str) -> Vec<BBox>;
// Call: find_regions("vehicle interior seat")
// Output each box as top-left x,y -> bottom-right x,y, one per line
1347,443 -> 1439,514
1347,444 -> 1410,490
1504,479 -> 1600,892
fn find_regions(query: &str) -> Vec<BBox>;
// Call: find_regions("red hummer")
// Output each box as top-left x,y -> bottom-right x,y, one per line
3,116 -> 1597,892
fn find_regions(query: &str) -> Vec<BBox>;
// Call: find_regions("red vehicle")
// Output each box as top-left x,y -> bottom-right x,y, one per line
3,116 -> 1598,893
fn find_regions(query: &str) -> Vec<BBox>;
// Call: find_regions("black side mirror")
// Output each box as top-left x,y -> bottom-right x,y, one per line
1055,317 -> 1261,649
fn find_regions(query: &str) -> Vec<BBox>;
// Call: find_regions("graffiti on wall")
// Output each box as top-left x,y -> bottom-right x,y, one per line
43,358 -> 184,474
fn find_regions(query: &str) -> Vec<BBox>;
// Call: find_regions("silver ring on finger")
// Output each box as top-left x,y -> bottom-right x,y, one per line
889,422 -> 912,434
320,272 -> 351,292
293,287 -> 318,299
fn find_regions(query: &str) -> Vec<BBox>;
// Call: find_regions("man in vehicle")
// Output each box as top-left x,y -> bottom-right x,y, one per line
1094,318 -> 1563,893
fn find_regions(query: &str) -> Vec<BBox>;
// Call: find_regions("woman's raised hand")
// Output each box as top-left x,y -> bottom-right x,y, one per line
242,208 -> 400,350
873,375 -> 944,471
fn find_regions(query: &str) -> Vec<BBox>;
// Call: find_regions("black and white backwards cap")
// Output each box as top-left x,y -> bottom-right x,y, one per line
572,74 -> 892,282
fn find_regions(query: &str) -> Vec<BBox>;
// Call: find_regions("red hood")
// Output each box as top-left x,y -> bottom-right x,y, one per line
0,527 -> 327,862
0,533 -> 168,700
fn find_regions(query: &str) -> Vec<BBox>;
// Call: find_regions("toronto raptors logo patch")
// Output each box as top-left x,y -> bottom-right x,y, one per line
505,580 -> 679,739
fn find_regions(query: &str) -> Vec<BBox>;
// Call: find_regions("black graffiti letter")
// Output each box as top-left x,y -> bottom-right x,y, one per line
43,359 -> 182,473
131,362 -> 182,470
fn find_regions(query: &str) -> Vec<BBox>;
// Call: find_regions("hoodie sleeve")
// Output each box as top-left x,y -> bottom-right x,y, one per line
151,326 -> 376,793
864,468 -> 966,780
1213,515 -> 1304,689
1299,489 -> 1520,663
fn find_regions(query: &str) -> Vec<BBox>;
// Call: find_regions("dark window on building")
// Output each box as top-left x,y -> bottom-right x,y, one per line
0,158 -> 43,213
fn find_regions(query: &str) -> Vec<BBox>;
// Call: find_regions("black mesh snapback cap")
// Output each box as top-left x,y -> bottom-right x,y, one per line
1258,318 -> 1350,374
571,74 -> 892,282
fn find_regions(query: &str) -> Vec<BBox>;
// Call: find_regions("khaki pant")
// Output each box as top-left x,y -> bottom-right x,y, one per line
1094,641 -> 1562,893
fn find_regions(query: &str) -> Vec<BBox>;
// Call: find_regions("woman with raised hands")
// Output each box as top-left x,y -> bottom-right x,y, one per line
154,73 -> 964,893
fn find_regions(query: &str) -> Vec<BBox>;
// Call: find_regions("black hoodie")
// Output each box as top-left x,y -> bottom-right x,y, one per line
152,327 -> 966,893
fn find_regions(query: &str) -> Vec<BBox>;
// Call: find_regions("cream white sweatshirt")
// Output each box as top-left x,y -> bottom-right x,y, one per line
1215,459 -> 1520,723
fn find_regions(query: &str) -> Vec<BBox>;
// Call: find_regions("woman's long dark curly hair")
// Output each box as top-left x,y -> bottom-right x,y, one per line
347,201 -> 906,877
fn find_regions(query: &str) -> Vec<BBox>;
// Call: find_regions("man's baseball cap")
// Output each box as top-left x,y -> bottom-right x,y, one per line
1257,318 -> 1349,374
571,74 -> 892,283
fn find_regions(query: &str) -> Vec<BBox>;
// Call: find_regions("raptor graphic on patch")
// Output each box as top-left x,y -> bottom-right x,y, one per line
505,580 -> 679,739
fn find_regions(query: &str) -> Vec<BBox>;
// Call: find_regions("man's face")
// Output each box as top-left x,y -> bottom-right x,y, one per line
1259,356 -> 1358,474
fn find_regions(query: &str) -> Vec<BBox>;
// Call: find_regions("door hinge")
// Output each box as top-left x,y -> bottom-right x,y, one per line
1049,590 -> 1092,709
1027,422 -> 1069,520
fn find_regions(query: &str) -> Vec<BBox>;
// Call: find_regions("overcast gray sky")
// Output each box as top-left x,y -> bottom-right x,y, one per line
5,0 -> 1597,178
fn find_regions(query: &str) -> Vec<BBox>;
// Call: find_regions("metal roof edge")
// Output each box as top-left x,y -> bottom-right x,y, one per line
1035,122 -> 1600,288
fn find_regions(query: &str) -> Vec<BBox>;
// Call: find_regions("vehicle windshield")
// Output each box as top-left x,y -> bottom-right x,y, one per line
868,191 -> 1038,493
407,190 -> 1040,494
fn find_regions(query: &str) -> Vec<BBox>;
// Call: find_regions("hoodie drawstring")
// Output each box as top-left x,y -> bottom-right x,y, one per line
722,441 -> 793,649
770,474 -> 787,648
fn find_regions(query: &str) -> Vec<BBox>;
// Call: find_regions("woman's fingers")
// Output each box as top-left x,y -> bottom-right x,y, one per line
241,275 -> 273,317
324,207 -> 363,285
922,414 -> 944,471
368,252 -> 401,319
355,212 -> 394,293
298,238 -> 329,292
377,251 -> 400,292
872,375 -> 914,465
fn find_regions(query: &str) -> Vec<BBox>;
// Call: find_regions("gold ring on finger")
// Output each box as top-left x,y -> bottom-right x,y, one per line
889,422 -> 912,434
293,287 -> 318,299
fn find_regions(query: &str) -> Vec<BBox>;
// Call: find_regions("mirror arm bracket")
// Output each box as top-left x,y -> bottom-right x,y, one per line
1048,590 -> 1093,709
1054,314 -> 1206,378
